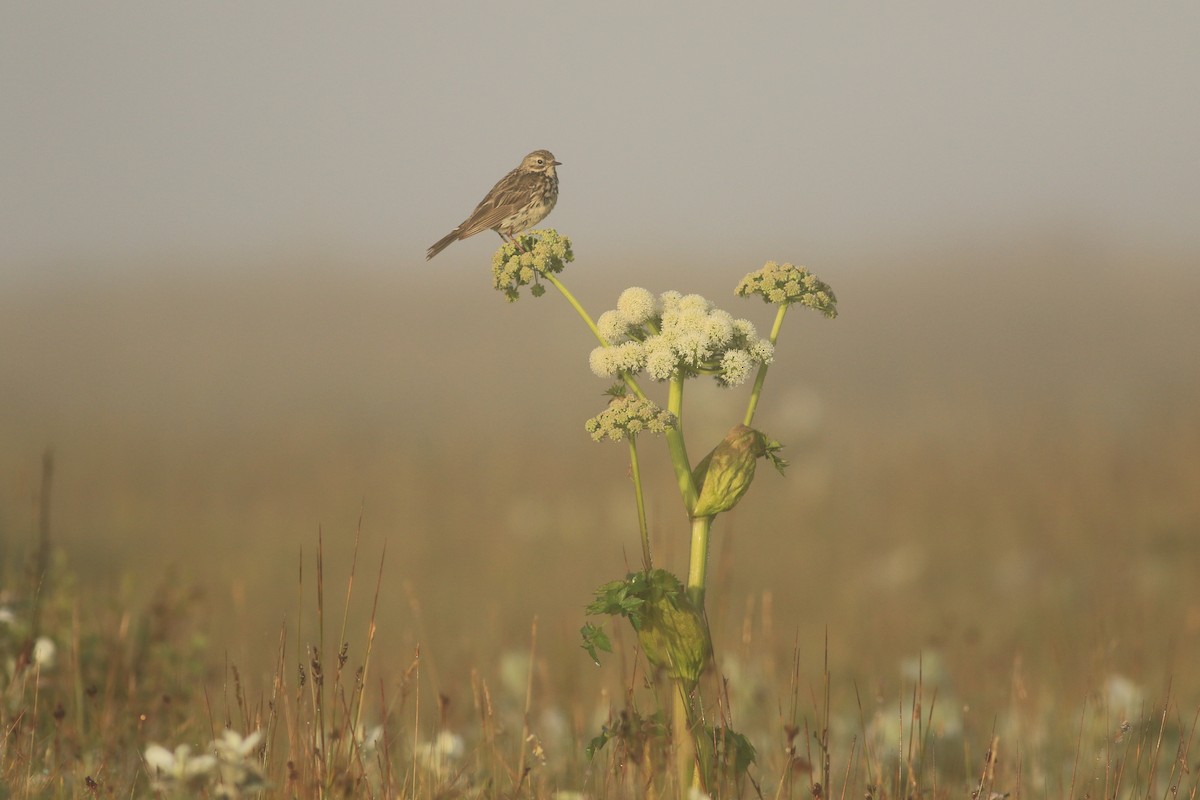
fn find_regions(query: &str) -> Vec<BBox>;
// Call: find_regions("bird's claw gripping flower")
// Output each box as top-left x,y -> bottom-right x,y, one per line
492,229 -> 573,301
589,289 -> 774,385
585,395 -> 678,442
691,424 -> 786,518
735,261 -> 838,318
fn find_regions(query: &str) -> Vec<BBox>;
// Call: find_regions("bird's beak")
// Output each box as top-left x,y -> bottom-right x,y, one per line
553,160 -> 563,165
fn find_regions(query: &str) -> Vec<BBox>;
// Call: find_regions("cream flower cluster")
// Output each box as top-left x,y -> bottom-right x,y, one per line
491,228 -> 573,301
589,288 -> 773,386
585,395 -> 678,442
735,261 -> 838,318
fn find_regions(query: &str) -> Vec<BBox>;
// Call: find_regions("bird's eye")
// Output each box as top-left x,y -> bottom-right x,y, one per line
536,158 -> 544,164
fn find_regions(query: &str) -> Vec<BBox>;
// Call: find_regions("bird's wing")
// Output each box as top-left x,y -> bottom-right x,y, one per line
454,169 -> 541,238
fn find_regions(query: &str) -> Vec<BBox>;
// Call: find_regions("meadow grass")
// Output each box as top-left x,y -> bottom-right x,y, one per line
2,244 -> 1198,797
2,394 -> 1197,798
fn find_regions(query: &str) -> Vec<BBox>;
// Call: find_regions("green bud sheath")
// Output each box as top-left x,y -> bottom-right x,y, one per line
691,424 -> 768,518
637,583 -> 712,688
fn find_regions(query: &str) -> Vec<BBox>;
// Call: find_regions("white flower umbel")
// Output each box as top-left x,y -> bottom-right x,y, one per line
735,261 -> 837,428
588,290 -> 772,387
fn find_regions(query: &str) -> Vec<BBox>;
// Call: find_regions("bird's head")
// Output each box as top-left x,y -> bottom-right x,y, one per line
522,150 -> 561,175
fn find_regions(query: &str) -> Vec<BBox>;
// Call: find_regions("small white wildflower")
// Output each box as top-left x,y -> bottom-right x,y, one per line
213,729 -> 266,795
1104,674 -> 1144,718
213,729 -> 263,762
416,730 -> 465,778
32,637 -> 56,670
144,743 -> 218,788
678,293 -> 709,313
357,724 -> 384,753
616,287 -> 657,325
688,787 -> 713,800
0,607 -> 15,626
436,730 -> 465,760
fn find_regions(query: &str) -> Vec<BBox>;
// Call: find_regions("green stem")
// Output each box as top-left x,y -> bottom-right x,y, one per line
542,271 -> 603,344
542,270 -> 648,401
742,303 -> 789,427
664,374 -> 712,608
674,688 -> 696,795
686,516 -> 712,607
664,375 -> 698,514
628,437 -> 652,571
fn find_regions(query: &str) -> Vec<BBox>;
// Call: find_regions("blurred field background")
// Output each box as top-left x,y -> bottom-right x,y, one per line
3,234 -> 1199,795
4,2 -> 1200,795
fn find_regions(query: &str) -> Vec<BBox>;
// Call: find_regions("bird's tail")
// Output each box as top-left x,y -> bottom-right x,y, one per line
426,229 -> 460,260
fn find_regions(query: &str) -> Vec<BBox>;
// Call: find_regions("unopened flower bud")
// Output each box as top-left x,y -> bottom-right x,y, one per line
691,424 -> 770,518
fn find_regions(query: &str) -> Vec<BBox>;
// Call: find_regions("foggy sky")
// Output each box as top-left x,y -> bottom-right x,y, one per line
3,2 -> 1198,273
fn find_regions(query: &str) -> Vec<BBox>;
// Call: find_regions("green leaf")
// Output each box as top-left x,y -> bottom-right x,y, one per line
580,622 -> 612,665
764,436 -> 788,475
585,729 -> 610,760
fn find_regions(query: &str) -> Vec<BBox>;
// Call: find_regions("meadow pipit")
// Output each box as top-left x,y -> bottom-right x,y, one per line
426,149 -> 561,260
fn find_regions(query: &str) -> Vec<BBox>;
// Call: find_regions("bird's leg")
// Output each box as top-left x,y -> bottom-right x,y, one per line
498,230 -> 527,253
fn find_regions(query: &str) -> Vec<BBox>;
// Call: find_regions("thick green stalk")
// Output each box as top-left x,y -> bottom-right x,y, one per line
685,516 -> 712,607
674,689 -> 696,796
742,303 -> 789,427
663,376 -> 711,606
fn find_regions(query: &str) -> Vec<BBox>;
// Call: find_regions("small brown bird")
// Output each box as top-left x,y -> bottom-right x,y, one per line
426,150 -> 561,260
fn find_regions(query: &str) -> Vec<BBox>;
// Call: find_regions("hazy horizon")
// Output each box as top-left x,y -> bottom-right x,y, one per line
4,2 -> 1199,275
